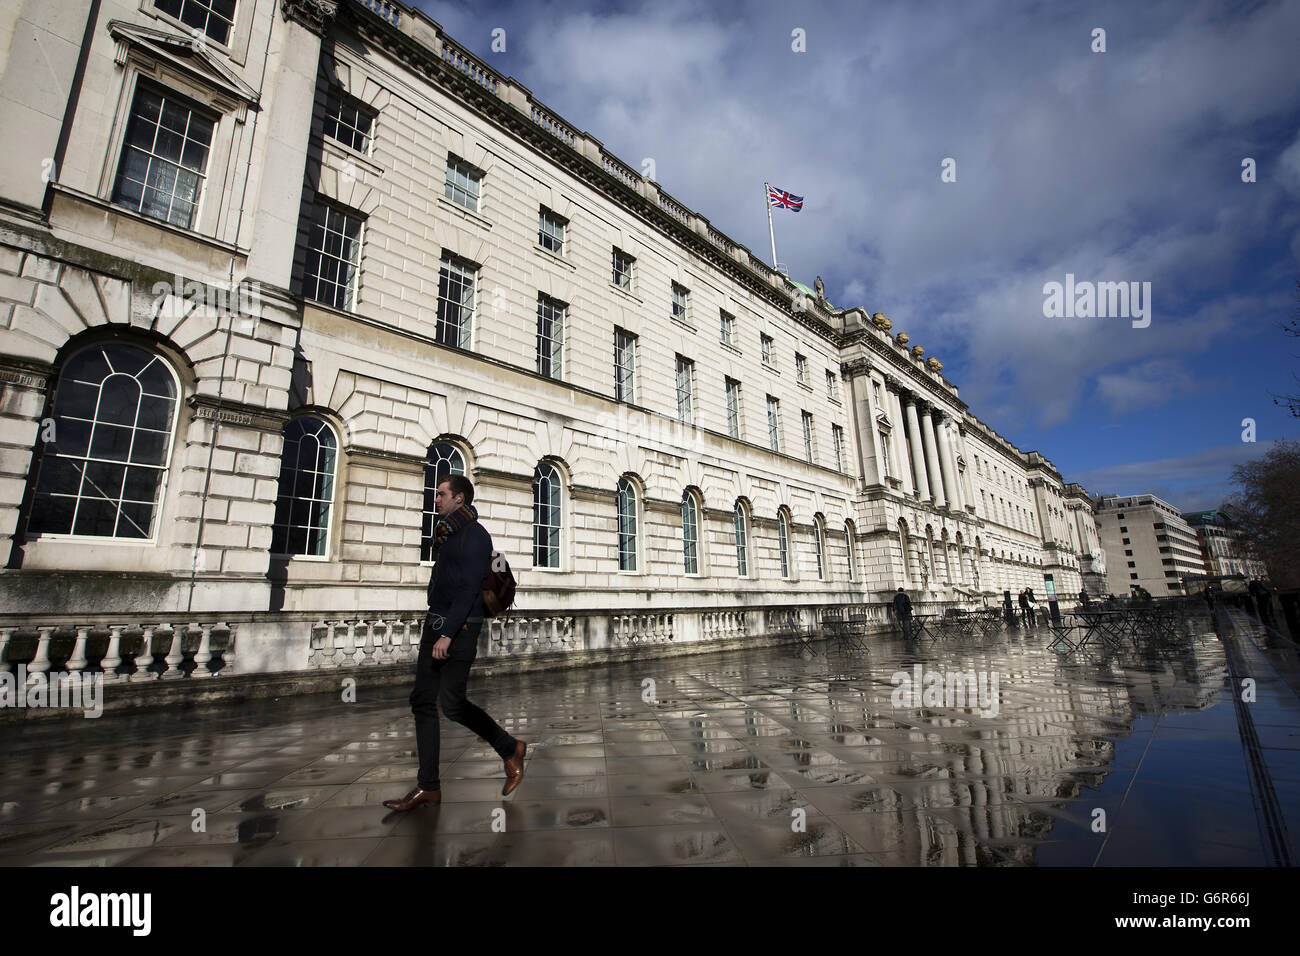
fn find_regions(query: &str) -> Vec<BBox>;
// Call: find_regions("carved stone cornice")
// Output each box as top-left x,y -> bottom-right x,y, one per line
840,358 -> 872,379
281,0 -> 339,35
570,484 -> 612,502
474,467 -> 533,489
188,395 -> 289,433
345,445 -> 424,469
0,358 -> 54,391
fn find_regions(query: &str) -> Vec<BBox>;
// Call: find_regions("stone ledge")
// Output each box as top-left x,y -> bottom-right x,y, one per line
0,624 -> 892,723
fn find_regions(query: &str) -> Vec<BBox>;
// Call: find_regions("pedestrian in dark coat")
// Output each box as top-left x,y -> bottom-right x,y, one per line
893,587 -> 914,639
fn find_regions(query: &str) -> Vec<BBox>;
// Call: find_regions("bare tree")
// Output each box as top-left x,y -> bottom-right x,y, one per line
1224,439 -> 1300,589
1273,278 -> 1300,417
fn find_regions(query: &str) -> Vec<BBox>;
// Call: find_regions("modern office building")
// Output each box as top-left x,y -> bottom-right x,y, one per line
1094,494 -> 1203,596
0,0 -> 1103,680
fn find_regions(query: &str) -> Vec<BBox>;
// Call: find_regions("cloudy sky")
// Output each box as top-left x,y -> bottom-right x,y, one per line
413,0 -> 1300,510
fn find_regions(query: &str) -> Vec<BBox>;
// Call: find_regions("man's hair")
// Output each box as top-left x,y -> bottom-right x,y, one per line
440,474 -> 474,506
897,587 -> 904,592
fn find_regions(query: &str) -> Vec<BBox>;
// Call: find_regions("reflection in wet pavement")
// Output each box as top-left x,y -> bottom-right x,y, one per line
1,620 -> 1296,866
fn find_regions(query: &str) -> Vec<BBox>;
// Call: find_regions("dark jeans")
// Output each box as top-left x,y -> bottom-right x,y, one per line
898,613 -> 912,638
411,623 -> 516,791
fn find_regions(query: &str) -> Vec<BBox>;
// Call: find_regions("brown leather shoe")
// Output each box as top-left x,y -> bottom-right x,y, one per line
502,740 -> 527,796
382,787 -> 442,811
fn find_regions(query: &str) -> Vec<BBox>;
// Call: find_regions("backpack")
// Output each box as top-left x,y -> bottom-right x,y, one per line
455,528 -> 517,618
482,550 -> 517,618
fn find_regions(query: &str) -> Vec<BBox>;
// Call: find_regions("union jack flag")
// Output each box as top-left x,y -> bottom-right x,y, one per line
766,184 -> 804,211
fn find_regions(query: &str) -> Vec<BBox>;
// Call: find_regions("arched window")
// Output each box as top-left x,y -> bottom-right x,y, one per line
533,461 -> 561,568
777,509 -> 791,578
28,343 -> 179,539
271,416 -> 338,556
617,477 -> 638,571
422,441 -> 467,561
681,489 -> 699,574
814,516 -> 826,580
733,501 -> 749,577
845,520 -> 856,582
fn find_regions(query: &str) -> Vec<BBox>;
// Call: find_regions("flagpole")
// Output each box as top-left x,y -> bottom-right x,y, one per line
765,182 -> 778,269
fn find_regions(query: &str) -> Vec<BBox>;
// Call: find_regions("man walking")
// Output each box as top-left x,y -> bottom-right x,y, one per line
384,475 -> 525,811
1018,589 -> 1032,629
893,586 -> 913,639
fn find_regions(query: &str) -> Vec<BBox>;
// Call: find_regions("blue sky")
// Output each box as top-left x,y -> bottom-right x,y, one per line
412,0 -> 1300,511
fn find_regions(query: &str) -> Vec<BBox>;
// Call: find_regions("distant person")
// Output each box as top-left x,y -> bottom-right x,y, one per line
1078,589 -> 1090,608
1018,589 -> 1032,628
893,587 -> 914,639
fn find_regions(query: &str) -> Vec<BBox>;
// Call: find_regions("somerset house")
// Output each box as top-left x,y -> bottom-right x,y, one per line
0,0 -> 1106,681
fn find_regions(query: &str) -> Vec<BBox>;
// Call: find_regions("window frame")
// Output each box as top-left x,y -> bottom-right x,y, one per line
611,248 -> 635,292
303,201 -> 364,311
322,85 -> 376,155
614,327 -> 637,403
435,251 -> 477,350
25,342 -> 182,545
536,294 -> 565,380
532,461 -> 563,570
110,78 -> 219,232
681,489 -> 700,575
269,415 -> 340,560
538,206 -> 567,256
616,476 -> 639,573
444,154 -> 483,212
675,355 -> 694,425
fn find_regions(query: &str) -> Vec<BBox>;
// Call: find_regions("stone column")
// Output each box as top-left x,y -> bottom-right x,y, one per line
902,393 -> 931,503
936,412 -> 961,511
841,359 -> 879,485
885,376 -> 911,495
918,402 -> 946,508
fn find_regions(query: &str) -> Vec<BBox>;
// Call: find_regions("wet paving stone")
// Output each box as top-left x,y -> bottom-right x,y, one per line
1,622 -> 1296,865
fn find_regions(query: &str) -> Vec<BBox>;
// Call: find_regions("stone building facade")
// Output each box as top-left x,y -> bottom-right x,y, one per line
0,0 -> 1102,679
1182,509 -> 1267,580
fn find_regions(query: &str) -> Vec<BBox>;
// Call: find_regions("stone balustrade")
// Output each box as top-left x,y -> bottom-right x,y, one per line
0,621 -> 235,681
611,612 -> 675,647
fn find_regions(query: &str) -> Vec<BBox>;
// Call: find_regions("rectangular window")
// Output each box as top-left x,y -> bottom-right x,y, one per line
671,282 -> 690,324
795,353 -> 808,384
879,431 -> 891,477
112,82 -> 215,230
802,411 -> 815,463
155,0 -> 236,46
303,204 -> 362,310
832,424 -> 845,472
612,248 -> 634,290
725,377 -> 742,439
766,396 -> 781,453
720,309 -> 734,345
829,369 -> 840,401
761,333 -> 775,367
539,207 -> 567,254
614,328 -> 636,403
675,355 -> 694,424
1122,537 -> 1130,545
323,87 -> 374,153
444,155 -> 481,211
536,295 -> 564,379
436,253 -> 475,349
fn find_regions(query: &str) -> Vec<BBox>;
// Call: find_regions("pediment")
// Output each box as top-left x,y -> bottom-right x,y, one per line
875,411 -> 893,430
109,20 -> 261,111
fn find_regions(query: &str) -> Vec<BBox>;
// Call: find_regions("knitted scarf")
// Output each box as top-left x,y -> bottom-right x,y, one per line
432,503 -> 478,557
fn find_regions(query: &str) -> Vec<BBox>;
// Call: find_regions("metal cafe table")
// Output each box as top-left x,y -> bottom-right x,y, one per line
1069,609 -> 1127,648
908,613 -> 939,641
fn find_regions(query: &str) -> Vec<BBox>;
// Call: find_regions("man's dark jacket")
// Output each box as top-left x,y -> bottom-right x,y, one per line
426,515 -> 492,660
893,591 -> 912,616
